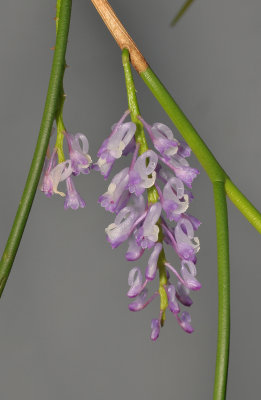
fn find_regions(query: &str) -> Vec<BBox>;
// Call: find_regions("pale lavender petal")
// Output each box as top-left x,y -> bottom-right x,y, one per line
176,282 -> 193,307
135,203 -> 161,249
177,141 -> 191,158
181,260 -> 201,291
150,319 -> 160,341
128,289 -> 148,311
66,132 -> 92,175
122,137 -> 136,156
145,242 -> 162,280
105,206 -> 140,248
48,160 -> 73,197
151,123 -> 179,158
166,285 -> 180,314
175,218 -> 200,260
185,214 -> 201,231
131,150 -> 158,193
160,156 -> 199,188
174,166 -> 199,188
99,168 -> 129,213
64,176 -> 85,210
128,170 -> 144,196
178,311 -> 194,334
125,235 -> 144,261
162,177 -> 189,220
108,122 -> 136,159
41,149 -> 58,197
127,267 -> 144,298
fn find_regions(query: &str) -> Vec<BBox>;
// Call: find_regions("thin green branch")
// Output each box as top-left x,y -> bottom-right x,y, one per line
0,0 -> 72,297
140,67 -> 227,184
140,67 -> 261,233
170,0 -> 195,27
122,48 -> 167,324
213,182 -> 230,400
225,178 -> 261,234
122,49 -> 158,204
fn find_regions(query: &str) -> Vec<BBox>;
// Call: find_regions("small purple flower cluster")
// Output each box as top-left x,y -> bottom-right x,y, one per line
41,131 -> 92,209
96,111 -> 201,341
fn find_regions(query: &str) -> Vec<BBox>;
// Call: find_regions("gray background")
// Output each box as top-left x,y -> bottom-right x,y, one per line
0,0 -> 260,399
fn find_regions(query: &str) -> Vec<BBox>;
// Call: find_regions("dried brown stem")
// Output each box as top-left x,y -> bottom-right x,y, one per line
90,0 -> 148,73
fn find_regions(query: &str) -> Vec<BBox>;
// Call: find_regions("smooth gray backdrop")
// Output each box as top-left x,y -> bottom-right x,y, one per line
1,1 -> 260,399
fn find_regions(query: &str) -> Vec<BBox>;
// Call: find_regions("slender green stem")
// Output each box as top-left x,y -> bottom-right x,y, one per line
122,48 -> 147,154
225,178 -> 261,234
140,67 -> 261,233
0,0 -> 72,297
140,67 -> 227,184
55,1 -> 67,163
141,64 -> 231,398
122,49 -> 158,203
170,0 -> 195,27
213,182 -> 230,400
122,49 -> 167,323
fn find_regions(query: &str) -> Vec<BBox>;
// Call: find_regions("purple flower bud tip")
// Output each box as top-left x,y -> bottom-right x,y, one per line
150,319 -> 160,341
127,267 -> 144,298
176,282 -> 193,307
179,312 -> 194,334
128,289 -> 148,312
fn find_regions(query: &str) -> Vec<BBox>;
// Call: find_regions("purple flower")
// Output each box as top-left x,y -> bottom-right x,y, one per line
128,150 -> 158,196
129,289 -> 159,312
125,234 -> 144,261
166,284 -> 180,314
176,311 -> 194,334
160,155 -> 199,188
105,196 -> 146,249
127,267 -> 147,298
176,282 -> 193,307
41,149 -> 58,197
150,318 -> 160,341
180,260 -> 201,291
128,289 -> 148,311
175,218 -> 200,261
139,117 -> 179,159
41,153 -> 73,198
96,111 -> 136,179
162,177 -> 189,221
97,112 -> 202,340
64,176 -> 85,210
65,132 -> 92,175
135,202 -> 162,249
177,141 -> 191,158
145,242 -> 162,280
99,167 -> 130,213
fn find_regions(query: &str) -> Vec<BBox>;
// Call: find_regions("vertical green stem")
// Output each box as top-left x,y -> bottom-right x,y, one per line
122,48 -> 167,323
122,48 -> 147,154
0,0 -> 72,297
122,49 -> 158,203
213,182 -> 230,400
55,1 -> 67,163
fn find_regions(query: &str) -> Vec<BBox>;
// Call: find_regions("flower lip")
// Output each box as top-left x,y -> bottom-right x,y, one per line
65,132 -> 92,175
64,176 -> 85,210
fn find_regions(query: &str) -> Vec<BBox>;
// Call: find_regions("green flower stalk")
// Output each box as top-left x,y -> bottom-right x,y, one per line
0,0 -> 72,296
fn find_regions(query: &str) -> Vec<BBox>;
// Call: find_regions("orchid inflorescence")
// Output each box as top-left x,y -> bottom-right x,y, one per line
41,108 -> 201,340
96,110 -> 201,341
41,129 -> 92,209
